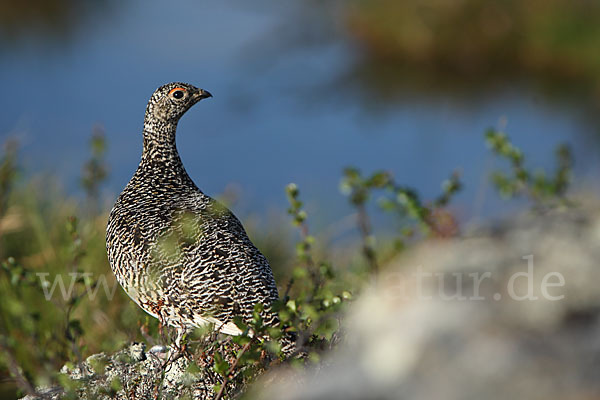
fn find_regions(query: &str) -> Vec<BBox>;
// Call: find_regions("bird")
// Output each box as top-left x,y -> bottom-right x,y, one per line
106,82 -> 281,346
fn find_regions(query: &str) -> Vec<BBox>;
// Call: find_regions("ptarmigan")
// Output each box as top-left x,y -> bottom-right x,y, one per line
106,82 -> 280,344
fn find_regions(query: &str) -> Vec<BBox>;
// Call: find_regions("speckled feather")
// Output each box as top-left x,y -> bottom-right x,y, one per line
106,82 -> 279,337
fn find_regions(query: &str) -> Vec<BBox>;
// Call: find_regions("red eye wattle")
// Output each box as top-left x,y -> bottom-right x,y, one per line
168,88 -> 186,99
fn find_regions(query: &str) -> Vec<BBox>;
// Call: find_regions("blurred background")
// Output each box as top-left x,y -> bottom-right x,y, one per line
2,0 -> 600,224
1,0 -> 600,398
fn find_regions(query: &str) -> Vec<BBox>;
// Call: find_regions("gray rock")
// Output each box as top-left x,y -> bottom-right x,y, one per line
254,207 -> 600,400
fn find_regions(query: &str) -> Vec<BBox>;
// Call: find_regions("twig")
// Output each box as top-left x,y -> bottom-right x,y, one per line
214,339 -> 254,400
282,277 -> 295,301
285,219 -> 318,300
0,341 -> 38,397
356,204 -> 378,275
284,183 -> 322,298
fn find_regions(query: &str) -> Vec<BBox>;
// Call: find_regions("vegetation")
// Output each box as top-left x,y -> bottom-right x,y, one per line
346,0 -> 600,77
336,0 -> 600,103
0,128 -> 573,399
485,129 -> 572,208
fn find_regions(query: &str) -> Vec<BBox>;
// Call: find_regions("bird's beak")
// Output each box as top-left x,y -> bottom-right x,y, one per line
196,89 -> 212,100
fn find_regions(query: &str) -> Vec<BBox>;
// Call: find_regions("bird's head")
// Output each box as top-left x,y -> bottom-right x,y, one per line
145,82 -> 212,124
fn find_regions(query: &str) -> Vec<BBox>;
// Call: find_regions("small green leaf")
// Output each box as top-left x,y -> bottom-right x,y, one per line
213,352 -> 229,376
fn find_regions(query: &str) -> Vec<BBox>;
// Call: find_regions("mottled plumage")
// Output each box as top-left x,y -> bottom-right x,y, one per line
106,82 -> 279,339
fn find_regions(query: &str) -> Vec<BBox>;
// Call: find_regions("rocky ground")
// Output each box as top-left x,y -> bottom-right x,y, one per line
21,342 -> 222,400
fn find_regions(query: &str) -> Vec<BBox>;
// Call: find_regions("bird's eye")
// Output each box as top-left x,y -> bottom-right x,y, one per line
168,87 -> 187,99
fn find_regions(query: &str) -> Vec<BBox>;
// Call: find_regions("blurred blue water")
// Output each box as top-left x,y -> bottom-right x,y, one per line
0,0 -> 598,231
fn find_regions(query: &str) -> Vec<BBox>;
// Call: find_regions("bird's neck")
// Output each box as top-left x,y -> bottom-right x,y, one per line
140,120 -> 184,169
